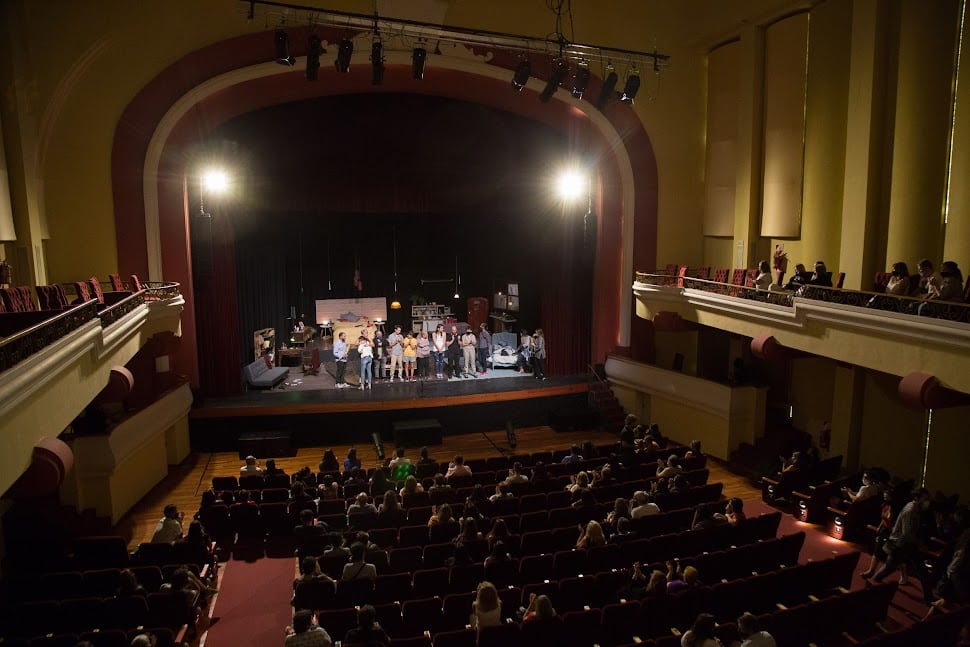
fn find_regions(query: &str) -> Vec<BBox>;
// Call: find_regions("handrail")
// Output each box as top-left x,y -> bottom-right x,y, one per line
635,271 -> 970,323
0,301 -> 100,373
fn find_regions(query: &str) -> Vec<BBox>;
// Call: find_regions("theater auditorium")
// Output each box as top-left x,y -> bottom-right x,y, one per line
1,1 -> 969,645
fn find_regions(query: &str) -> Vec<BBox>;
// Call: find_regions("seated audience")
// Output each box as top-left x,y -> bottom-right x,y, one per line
931,261 -> 964,301
294,556 -> 335,589
685,439 -> 704,460
294,509 -> 328,549
841,470 -> 882,503
715,497 -> 745,526
469,581 -> 502,630
428,473 -> 454,495
737,612 -> 776,647
566,471 -> 592,500
522,593 -> 557,622
445,454 -> 472,479
754,259 -> 772,290
783,263 -> 812,291
343,604 -> 390,646
399,474 -> 425,498
809,260 -> 833,287
285,609 -> 332,647
344,447 -> 362,473
779,450 -> 807,474
116,569 -> 147,598
347,492 -> 378,525
489,482 -> 513,502
264,459 -> 284,477
456,516 -> 483,544
428,502 -> 458,529
666,559 -> 701,593
318,448 -> 340,475
151,503 -> 184,543
631,491 -> 661,518
576,520 -> 606,549
692,504 -> 724,530
530,461 -> 549,481
886,261 -> 913,296
680,612 -> 722,647
486,518 -> 510,549
179,519 -> 215,568
656,455 -> 683,478
484,540 -> 513,568
342,542 -> 378,580
239,455 -> 262,475
591,465 -> 617,488
561,443 -> 584,464
605,497 -> 632,526
416,445 -> 437,467
610,516 -> 635,543
389,447 -> 414,481
643,423 -> 666,449
369,469 -> 395,498
505,462 -> 529,483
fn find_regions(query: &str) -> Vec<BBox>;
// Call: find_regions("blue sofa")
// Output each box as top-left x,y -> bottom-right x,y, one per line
242,357 -> 289,389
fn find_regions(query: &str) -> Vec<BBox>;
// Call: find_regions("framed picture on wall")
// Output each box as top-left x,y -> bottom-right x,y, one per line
508,283 -> 519,296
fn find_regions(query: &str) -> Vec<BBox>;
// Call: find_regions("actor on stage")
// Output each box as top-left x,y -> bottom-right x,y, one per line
403,332 -> 417,381
333,331 -> 349,388
447,325 -> 462,379
531,328 -> 546,380
358,334 -> 373,390
477,323 -> 491,376
372,328 -> 388,382
416,330 -> 431,380
432,324 -> 447,379
516,330 -> 533,373
387,325 -> 404,381
461,327 -> 478,378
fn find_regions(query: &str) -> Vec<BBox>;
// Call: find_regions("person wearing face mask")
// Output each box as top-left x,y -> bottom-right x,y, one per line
867,488 -> 932,584
933,261 -> 964,302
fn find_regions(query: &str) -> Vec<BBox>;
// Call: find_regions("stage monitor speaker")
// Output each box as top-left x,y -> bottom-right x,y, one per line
505,420 -> 517,449
372,431 -> 385,461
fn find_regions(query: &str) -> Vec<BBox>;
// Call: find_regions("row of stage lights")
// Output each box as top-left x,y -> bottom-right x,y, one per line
275,30 -> 641,109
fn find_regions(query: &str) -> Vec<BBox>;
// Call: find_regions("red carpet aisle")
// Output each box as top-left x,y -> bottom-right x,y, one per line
201,557 -> 295,647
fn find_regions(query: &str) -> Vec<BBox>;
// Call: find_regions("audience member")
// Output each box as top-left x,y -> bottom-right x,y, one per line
239,455 -> 262,475
416,446 -> 436,468
346,492 -> 378,525
469,581 -> 502,630
522,593 -> 556,621
561,444 -> 584,464
343,604 -> 390,646
737,612 -> 776,647
285,609 -> 332,647
869,488 -> 932,584
681,612 -> 721,647
656,455 -> 683,478
342,542 -> 378,581
916,258 -> 940,297
428,502 -> 457,529
685,439 -> 704,460
388,447 -> 414,481
809,260 -> 832,287
489,482 -> 513,502
130,634 -> 153,647
368,468 -> 394,498
344,448 -> 362,473
264,459 -> 284,477
576,520 -> 607,549
631,491 -> 661,518
605,497 -> 632,526
666,559 -> 701,593
428,473 -> 453,496
151,504 -> 184,543
754,260 -> 772,290
783,263 -> 812,291
530,461 -> 549,481
399,474 -> 424,498
318,449 -> 340,475
610,516 -> 635,543
885,261 -> 912,296
484,540 -> 513,568
505,462 -> 529,483
294,556 -> 334,588
456,516 -> 483,544
116,568 -> 147,598
445,455 -> 472,479
486,518 -> 510,550
842,470 -> 882,503
691,504 -> 723,530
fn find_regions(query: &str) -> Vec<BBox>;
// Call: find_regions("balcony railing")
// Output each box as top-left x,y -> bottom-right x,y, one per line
634,272 -> 970,324
0,283 -> 181,374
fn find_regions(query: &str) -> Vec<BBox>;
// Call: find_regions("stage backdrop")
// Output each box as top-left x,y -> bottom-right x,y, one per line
315,297 -> 388,341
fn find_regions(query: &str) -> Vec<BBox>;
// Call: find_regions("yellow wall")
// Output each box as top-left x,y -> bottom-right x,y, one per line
859,370 -> 927,482
923,406 -> 970,502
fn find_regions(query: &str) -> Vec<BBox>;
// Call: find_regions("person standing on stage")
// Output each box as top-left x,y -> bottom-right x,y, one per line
371,328 -> 387,382
531,328 -> 546,380
416,330 -> 431,379
403,331 -> 417,382
358,334 -> 373,390
447,324 -> 462,379
333,331 -> 349,388
477,323 -> 491,376
460,326 -> 478,378
387,325 -> 405,382
516,330 -> 533,373
432,324 -> 447,378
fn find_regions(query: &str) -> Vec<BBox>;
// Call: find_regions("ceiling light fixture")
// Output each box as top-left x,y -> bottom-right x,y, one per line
412,45 -> 427,79
571,60 -> 591,99
306,34 -> 323,80
275,30 -> 295,66
334,38 -> 353,73
371,41 -> 384,85
539,59 -> 569,103
595,63 -> 618,111
511,59 -> 531,91
620,69 -> 641,104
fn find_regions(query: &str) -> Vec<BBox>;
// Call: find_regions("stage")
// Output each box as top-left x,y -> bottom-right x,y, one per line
189,368 -> 598,452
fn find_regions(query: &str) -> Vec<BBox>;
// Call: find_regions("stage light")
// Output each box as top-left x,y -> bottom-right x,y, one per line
539,59 -> 569,102
371,41 -> 384,85
620,69 -> 641,104
571,61 -> 591,99
595,64 -> 618,110
555,167 -> 586,202
390,300 -> 401,310
275,30 -> 295,66
412,46 -> 427,79
334,38 -> 353,73
511,59 -> 531,91
306,34 -> 323,80
201,168 -> 230,195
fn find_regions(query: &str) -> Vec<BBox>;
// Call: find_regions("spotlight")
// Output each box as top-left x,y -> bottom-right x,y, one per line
571,61 -> 591,99
412,46 -> 427,79
620,70 -> 641,104
306,34 -> 322,80
511,59 -> 531,91
334,38 -> 353,73
371,41 -> 384,85
539,59 -> 569,102
275,30 -> 295,66
595,64 -> 618,110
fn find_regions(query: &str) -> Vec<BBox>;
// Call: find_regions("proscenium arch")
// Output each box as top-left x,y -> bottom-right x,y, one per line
112,28 -> 658,386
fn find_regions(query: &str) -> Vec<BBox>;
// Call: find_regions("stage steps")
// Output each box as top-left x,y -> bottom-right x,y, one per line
588,379 -> 625,432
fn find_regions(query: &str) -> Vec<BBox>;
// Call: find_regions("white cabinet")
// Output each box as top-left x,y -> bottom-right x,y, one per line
412,304 -> 453,332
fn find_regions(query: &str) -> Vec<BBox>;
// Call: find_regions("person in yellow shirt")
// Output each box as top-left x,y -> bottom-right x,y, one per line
402,331 -> 417,382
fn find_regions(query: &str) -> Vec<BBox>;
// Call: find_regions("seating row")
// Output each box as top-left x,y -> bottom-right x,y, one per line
0,627 -> 179,647
199,483 -> 724,545
9,563 -> 203,605
306,551 -> 870,647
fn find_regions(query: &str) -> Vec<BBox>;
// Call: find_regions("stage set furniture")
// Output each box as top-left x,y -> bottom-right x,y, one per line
411,304 -> 453,333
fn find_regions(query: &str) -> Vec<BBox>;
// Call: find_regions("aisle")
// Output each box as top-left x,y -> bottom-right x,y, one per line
201,555 -> 295,647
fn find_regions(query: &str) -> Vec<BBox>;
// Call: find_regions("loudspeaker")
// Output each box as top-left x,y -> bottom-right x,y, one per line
372,432 -> 385,461
505,421 -> 517,449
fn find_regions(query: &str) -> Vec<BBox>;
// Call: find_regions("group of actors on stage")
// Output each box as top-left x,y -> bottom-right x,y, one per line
330,323 -> 546,390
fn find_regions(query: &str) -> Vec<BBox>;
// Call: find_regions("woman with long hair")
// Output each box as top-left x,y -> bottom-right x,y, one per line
358,334 -> 373,390
469,580 -> 502,630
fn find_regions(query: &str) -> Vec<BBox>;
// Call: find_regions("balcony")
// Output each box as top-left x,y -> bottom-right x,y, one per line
633,272 -> 970,394
0,283 -> 185,498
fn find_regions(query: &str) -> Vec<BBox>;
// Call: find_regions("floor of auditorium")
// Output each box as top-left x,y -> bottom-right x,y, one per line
116,425 -> 938,646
